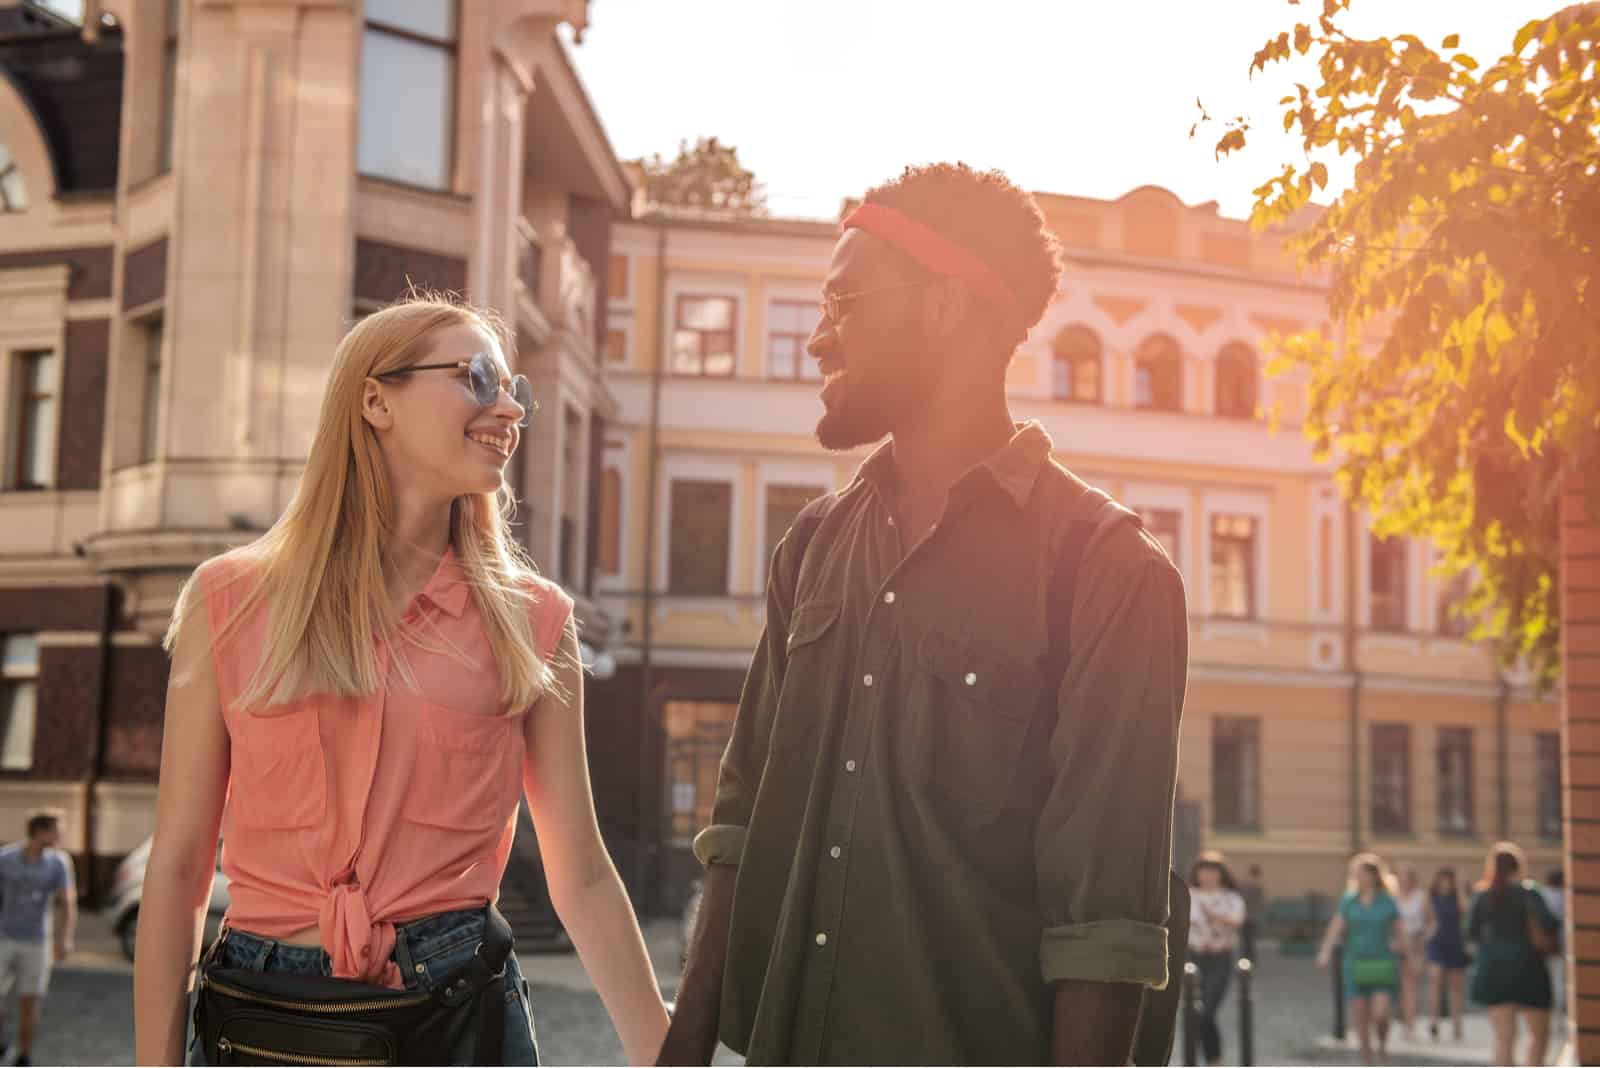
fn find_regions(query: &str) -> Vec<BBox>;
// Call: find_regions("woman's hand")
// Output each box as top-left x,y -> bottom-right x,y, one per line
1316,948 -> 1331,970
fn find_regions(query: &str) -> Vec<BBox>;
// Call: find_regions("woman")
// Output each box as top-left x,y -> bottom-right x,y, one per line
1423,867 -> 1471,1041
1395,864 -> 1428,1038
133,297 -> 670,1065
1187,852 -> 1246,1067
1318,853 -> 1403,1065
1468,842 -> 1559,1067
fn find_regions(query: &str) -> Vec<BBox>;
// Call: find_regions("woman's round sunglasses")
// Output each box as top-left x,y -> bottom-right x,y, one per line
375,352 -> 536,427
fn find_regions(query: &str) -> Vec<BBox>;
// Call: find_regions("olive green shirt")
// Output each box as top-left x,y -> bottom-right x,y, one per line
694,422 -> 1187,1065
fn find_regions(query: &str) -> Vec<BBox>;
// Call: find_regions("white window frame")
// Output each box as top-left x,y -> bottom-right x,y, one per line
0,633 -> 39,771
656,454 -> 744,617
754,459 -> 836,591
4,344 -> 62,492
356,4 -> 457,191
1201,489 -> 1271,637
663,275 -> 748,379
1358,515 -> 1424,649
604,309 -> 633,367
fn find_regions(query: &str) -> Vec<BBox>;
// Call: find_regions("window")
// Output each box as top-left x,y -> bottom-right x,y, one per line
767,301 -> 820,380
560,406 -> 583,586
608,254 -> 629,302
604,328 -> 627,363
159,0 -> 180,173
1371,723 -> 1411,834
1437,571 -> 1472,638
0,635 -> 38,771
1537,731 -> 1561,841
10,351 -> 55,490
1138,507 -> 1182,570
358,0 -> 456,190
0,144 -> 26,213
1214,342 -> 1257,419
1209,514 -> 1257,619
664,700 -> 738,846
1437,727 -> 1475,836
672,296 -> 736,377
140,318 -> 164,464
667,479 -> 732,595
1134,334 -> 1182,411
1213,717 -> 1260,830
596,468 -> 622,575
1370,534 -> 1408,632
764,483 -> 826,575
1051,324 -> 1101,403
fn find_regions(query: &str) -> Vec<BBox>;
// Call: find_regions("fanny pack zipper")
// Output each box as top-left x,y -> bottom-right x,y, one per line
201,975 -> 431,1014
216,1037 -> 386,1066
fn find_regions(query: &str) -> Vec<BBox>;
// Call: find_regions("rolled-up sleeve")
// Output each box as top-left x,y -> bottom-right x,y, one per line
692,536 -> 799,868
1036,531 -> 1187,989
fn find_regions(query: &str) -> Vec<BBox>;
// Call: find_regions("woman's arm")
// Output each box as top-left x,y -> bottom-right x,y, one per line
135,584 -> 230,1065
523,618 -> 668,1066
1316,913 -> 1346,968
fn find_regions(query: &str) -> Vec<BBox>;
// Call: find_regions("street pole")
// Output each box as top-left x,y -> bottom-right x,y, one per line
1181,961 -> 1200,1066
1236,956 -> 1254,1066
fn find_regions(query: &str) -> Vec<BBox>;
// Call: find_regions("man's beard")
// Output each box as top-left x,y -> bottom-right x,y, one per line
814,379 -> 909,451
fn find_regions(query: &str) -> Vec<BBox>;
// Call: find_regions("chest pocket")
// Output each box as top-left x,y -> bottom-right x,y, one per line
229,708 -> 327,831
404,702 -> 524,833
909,628 -> 1041,826
770,600 -> 842,753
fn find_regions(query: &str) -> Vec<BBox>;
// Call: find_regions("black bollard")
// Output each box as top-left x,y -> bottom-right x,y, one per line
1181,961 -> 1201,1066
1237,956 -> 1255,1067
1331,951 -> 1346,1041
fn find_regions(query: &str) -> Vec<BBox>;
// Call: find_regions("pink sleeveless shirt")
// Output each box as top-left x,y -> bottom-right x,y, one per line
201,547 -> 573,987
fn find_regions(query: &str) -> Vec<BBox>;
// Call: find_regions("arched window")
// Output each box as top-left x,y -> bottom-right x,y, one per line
0,144 -> 28,213
1134,334 -> 1182,411
1214,342 -> 1258,419
1050,324 -> 1101,403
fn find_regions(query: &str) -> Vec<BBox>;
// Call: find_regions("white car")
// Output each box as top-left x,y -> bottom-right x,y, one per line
103,837 -> 230,962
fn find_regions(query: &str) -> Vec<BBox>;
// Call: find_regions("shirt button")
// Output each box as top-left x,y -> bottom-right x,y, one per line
815,932 -> 828,947
830,846 -> 842,859
415,963 -> 426,974
883,591 -> 896,604
965,671 -> 978,686
863,674 -> 874,687
845,759 -> 857,772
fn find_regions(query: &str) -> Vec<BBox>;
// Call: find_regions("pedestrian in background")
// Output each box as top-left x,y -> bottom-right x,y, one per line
1540,869 -> 1567,1018
1317,852 -> 1403,1065
1187,852 -> 1245,1067
1424,867 -> 1471,1042
0,810 -> 76,1068
1395,864 -> 1428,1039
134,296 -> 668,1066
1469,842 -> 1558,1066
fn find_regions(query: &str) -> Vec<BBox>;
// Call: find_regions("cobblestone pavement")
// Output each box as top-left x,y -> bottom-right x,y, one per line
8,917 -> 1529,1066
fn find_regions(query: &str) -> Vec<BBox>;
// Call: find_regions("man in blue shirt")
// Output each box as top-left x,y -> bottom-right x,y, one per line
0,811 -> 77,1067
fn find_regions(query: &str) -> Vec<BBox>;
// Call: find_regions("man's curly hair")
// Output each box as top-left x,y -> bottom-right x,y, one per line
860,162 -> 1062,335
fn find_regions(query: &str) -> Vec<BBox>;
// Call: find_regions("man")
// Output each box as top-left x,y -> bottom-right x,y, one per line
1239,864 -> 1266,960
0,811 -> 76,1067
661,163 -> 1187,1065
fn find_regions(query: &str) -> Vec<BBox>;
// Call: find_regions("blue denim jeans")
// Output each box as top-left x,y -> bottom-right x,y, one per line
187,907 -> 539,1065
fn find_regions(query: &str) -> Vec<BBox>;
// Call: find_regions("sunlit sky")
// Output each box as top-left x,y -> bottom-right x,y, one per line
562,0 -> 1559,220
40,0 -> 1561,220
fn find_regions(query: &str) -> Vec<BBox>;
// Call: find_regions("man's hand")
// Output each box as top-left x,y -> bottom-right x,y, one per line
1051,979 -> 1144,1065
54,938 -> 73,964
658,865 -> 736,1065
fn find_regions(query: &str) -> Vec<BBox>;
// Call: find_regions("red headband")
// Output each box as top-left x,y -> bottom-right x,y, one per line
842,202 -> 1023,323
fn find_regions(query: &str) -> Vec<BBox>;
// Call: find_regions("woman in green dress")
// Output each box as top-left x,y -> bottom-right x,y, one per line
1468,842 -> 1558,1067
1318,852 -> 1404,1065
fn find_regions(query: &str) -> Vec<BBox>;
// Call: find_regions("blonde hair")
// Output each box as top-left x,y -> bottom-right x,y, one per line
1346,851 -> 1400,897
165,294 -> 554,713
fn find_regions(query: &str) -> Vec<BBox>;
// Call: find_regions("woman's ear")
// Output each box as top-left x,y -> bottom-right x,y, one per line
360,377 -> 394,431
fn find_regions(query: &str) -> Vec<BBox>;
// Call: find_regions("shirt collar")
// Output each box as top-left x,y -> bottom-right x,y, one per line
856,420 -> 1055,512
415,545 -> 470,618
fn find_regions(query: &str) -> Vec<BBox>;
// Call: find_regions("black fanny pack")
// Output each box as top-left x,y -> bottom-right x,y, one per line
194,906 -> 514,1066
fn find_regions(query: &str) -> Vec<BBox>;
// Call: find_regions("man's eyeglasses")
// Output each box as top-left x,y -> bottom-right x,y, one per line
820,280 -> 936,329
374,351 -> 536,427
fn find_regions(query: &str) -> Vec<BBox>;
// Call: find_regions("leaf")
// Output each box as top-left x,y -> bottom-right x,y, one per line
1442,33 -> 1459,49
1310,161 -> 1329,189
1295,23 -> 1312,54
1452,53 -> 1479,71
1513,18 -> 1542,54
